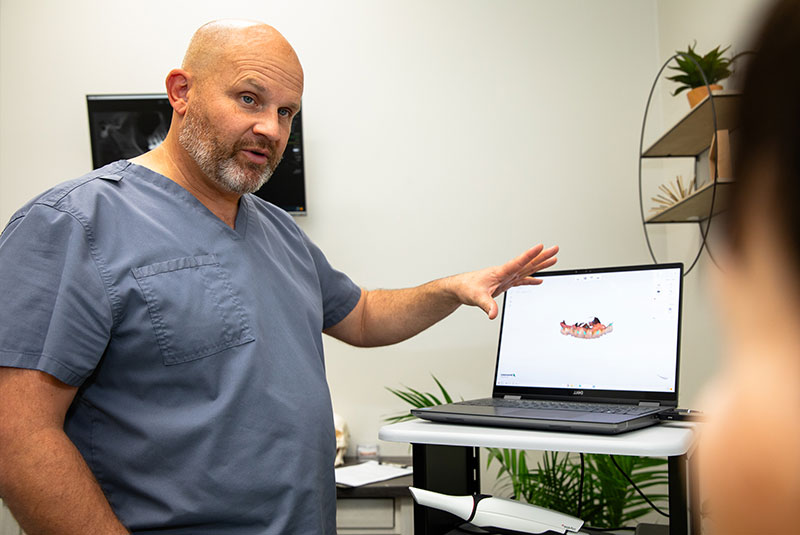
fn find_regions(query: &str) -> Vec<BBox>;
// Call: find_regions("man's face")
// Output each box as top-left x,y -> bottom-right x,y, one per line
178,41 -> 303,195
179,97 -> 281,195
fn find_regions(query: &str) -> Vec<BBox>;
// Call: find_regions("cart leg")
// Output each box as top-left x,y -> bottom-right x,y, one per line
412,444 -> 480,535
668,454 -> 689,535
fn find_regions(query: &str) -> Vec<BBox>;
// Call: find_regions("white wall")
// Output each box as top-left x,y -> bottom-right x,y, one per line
656,0 -> 766,124
650,0 -> 767,413
306,0 -> 666,456
0,0 -> 666,459
1,0 -> 763,470
1,2 -> 776,532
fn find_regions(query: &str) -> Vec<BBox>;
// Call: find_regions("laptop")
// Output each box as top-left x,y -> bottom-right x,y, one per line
412,263 -> 683,434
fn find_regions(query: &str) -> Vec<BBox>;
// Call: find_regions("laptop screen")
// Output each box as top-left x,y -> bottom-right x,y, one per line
495,264 -> 682,399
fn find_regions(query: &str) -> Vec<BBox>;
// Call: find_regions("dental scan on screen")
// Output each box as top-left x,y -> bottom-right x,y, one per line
496,269 -> 680,393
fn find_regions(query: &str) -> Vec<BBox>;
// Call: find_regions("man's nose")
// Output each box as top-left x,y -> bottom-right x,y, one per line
252,111 -> 282,141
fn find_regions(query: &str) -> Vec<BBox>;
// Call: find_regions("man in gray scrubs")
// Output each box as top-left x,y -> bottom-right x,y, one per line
0,20 -> 558,534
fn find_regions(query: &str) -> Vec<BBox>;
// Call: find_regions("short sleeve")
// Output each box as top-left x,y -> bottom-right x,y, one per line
301,234 -> 361,330
0,204 -> 113,386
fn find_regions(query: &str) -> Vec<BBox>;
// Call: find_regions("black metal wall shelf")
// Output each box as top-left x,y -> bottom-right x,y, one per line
638,52 -> 740,275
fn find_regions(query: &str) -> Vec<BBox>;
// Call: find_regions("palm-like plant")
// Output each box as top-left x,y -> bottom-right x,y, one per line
667,42 -> 734,95
586,454 -> 669,528
486,448 -> 669,529
384,375 -> 454,424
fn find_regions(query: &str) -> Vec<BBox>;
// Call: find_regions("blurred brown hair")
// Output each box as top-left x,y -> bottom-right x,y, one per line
728,0 -> 800,260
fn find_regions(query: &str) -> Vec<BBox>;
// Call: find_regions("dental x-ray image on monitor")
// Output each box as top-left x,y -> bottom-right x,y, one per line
86,94 -> 307,214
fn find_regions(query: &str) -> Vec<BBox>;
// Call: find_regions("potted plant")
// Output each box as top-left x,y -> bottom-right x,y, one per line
667,42 -> 735,108
386,378 -> 669,529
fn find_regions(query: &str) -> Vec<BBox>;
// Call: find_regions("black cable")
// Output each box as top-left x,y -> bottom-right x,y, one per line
582,527 -> 636,534
577,453 -> 585,518
609,455 -> 669,518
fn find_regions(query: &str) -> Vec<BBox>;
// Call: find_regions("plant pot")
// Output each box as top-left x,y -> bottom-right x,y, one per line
687,84 -> 723,108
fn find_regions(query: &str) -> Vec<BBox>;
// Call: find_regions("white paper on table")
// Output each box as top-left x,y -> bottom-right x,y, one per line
334,460 -> 413,487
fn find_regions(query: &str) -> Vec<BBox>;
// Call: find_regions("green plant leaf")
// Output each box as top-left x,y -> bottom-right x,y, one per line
385,387 -> 426,408
383,413 -> 416,424
621,506 -> 658,522
385,377 -> 460,423
669,42 -> 734,93
665,74 -> 693,84
403,386 -> 435,406
432,375 -> 454,404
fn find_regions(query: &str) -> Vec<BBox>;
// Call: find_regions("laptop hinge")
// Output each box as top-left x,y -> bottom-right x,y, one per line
638,401 -> 661,407
503,395 -> 522,400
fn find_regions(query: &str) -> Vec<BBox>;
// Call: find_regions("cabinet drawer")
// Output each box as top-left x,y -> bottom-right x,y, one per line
336,498 -> 395,529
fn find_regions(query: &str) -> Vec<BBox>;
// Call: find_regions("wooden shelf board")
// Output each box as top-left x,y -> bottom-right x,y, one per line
642,92 -> 741,158
646,179 -> 733,223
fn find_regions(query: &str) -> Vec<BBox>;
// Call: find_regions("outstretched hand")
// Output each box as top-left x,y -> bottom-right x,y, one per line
449,244 -> 559,320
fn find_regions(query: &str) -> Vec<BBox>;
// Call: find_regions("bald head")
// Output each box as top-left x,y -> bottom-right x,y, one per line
151,20 -> 305,202
182,20 -> 303,91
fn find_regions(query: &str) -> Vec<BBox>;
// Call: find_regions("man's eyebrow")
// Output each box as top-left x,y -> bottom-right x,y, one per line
239,78 -> 301,111
241,78 -> 267,93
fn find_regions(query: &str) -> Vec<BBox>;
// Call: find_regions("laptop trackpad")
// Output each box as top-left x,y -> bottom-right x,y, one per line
500,408 -> 584,420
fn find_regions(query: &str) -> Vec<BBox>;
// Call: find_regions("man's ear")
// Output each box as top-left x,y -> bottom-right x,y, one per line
165,69 -> 191,116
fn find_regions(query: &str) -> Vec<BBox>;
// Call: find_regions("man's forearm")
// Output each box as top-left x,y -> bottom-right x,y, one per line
325,245 -> 559,348
0,427 -> 128,535
357,278 -> 462,347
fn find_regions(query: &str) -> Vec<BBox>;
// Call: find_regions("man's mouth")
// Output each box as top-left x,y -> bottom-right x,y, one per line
242,148 -> 269,165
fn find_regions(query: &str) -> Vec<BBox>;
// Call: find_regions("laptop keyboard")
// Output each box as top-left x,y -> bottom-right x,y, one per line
460,398 -> 657,415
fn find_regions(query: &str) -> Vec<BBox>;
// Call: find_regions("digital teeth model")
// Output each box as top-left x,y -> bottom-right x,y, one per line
560,317 -> 613,339
408,487 -> 585,534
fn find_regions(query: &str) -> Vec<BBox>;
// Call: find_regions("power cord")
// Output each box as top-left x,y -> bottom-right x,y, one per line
581,527 -> 636,534
610,455 -> 670,518
578,526 -> 636,535
577,453 -> 585,518
579,455 -> 637,533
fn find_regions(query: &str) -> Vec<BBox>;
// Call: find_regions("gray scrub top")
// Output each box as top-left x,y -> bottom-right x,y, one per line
0,161 -> 361,534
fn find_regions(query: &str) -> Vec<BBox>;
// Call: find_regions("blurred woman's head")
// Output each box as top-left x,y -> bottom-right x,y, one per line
702,1 -> 800,533
728,0 -> 800,263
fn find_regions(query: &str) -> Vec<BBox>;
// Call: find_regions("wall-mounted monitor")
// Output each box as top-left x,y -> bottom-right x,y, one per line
86,94 -> 307,215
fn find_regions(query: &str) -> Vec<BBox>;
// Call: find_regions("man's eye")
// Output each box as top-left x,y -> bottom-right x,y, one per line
241,95 -> 255,105
278,108 -> 291,117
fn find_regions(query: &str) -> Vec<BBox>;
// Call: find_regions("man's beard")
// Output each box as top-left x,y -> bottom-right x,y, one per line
178,106 -> 282,195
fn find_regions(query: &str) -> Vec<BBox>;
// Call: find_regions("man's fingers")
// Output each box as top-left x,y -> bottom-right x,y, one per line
486,299 -> 499,320
492,254 -> 557,297
474,244 -> 558,316
493,273 -> 549,296
500,244 -> 545,277
532,245 -> 559,266
496,244 -> 558,281
520,246 -> 558,276
526,255 -> 558,275
476,295 -> 499,320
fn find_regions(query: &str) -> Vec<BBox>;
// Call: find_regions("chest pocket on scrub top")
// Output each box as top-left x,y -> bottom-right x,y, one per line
132,254 -> 255,365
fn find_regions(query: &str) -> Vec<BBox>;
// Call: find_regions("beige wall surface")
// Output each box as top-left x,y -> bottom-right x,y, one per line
650,0 -> 766,414
0,0 -> 762,471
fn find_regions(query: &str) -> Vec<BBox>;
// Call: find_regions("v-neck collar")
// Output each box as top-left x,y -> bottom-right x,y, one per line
120,160 -> 250,241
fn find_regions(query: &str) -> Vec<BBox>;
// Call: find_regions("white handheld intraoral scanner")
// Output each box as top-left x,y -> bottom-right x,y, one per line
409,487 -> 585,534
